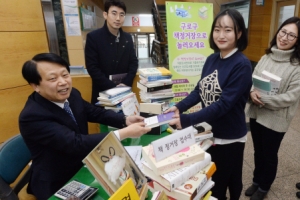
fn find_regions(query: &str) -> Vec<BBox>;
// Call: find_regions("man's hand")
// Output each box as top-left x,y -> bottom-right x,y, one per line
126,115 -> 145,126
250,90 -> 264,107
119,122 -> 151,140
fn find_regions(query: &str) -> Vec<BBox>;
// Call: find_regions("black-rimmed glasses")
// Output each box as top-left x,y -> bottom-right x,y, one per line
278,30 -> 298,41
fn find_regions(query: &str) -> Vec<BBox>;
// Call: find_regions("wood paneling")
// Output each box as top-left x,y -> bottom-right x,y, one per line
0,85 -> 32,142
0,1 -> 45,31
68,49 -> 86,66
0,32 -> 49,90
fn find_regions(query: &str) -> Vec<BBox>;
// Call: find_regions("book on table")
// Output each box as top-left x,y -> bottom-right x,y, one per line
139,76 -> 173,85
142,143 -> 205,175
252,75 -> 272,95
141,152 -> 211,192
151,162 -> 216,200
261,70 -> 282,95
137,81 -> 173,93
138,67 -> 172,77
82,132 -> 148,199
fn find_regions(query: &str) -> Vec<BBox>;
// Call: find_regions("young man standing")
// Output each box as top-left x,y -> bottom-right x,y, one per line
85,0 -> 138,104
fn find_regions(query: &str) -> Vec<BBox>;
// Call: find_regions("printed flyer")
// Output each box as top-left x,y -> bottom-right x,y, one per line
166,2 -> 213,113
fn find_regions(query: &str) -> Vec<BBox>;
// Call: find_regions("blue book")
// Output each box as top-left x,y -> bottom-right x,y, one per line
252,75 -> 271,95
140,75 -> 172,82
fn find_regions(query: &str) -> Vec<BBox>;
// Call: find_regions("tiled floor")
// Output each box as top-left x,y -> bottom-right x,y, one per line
240,104 -> 300,200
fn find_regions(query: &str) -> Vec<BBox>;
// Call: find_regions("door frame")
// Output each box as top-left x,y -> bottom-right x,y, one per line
269,0 -> 300,43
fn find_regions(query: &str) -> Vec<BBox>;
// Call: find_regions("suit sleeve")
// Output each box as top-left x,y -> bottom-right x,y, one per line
85,32 -> 116,89
121,35 -> 138,87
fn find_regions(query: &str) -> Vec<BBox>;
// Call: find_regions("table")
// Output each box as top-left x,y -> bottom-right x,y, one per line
49,132 -> 169,200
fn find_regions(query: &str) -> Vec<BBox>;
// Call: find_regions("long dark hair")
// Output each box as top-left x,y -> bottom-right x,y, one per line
209,8 -> 248,52
266,17 -> 300,64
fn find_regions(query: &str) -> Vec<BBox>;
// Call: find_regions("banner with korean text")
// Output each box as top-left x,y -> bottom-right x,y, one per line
166,2 -> 213,113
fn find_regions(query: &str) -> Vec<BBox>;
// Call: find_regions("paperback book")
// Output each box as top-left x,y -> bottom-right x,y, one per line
138,67 -> 171,77
261,70 -> 282,95
99,86 -> 131,99
152,163 -> 216,200
144,112 -> 175,128
142,143 -> 205,175
252,75 -> 271,95
142,152 -> 211,191
137,81 -> 173,93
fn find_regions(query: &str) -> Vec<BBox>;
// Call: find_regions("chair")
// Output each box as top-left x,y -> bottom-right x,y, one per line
0,134 -> 36,200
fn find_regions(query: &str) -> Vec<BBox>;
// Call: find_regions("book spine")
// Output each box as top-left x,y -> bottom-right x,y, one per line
107,90 -> 131,99
141,75 -> 172,81
165,153 -> 211,191
140,84 -> 173,92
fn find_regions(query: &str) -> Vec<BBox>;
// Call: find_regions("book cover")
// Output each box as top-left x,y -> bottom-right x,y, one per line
142,152 -> 211,192
151,190 -> 169,200
138,67 -> 171,77
121,94 -> 140,116
108,178 -> 140,200
109,73 -> 127,85
142,143 -> 205,175
252,75 -> 271,95
140,75 -> 173,82
139,76 -> 173,85
195,132 -> 213,143
99,86 -> 131,99
153,163 -> 216,200
140,103 -> 163,115
82,132 -> 148,198
144,112 -> 175,128
192,178 -> 215,200
261,70 -> 282,95
137,81 -> 173,93
199,139 -> 213,151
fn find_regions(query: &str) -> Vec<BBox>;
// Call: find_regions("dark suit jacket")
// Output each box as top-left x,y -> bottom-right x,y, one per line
19,88 -> 125,200
85,21 -> 138,104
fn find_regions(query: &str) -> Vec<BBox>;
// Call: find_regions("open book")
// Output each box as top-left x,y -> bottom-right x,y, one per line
82,132 -> 148,199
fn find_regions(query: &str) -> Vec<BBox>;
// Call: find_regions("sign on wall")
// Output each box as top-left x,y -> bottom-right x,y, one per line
166,2 -> 213,113
132,16 -> 140,26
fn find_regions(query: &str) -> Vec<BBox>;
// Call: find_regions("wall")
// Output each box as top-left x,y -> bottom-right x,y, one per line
0,1 -> 49,143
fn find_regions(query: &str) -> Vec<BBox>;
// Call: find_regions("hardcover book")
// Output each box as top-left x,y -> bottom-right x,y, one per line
137,81 -> 173,93
138,67 -> 171,77
152,162 -> 216,200
261,70 -> 282,95
82,132 -> 148,199
141,152 -> 211,192
252,75 -> 271,95
99,86 -> 131,99
142,143 -> 205,175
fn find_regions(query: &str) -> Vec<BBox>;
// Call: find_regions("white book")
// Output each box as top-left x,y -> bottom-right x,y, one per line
144,112 -> 175,128
193,178 -> 215,200
261,70 -> 282,95
142,152 -> 211,192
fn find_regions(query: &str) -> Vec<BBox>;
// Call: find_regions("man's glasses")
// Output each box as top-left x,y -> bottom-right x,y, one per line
109,11 -> 125,19
278,30 -> 298,41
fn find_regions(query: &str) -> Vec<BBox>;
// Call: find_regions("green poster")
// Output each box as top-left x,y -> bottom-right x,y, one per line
166,2 -> 213,113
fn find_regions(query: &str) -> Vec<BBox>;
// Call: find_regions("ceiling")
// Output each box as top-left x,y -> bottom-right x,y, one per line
102,0 -> 153,14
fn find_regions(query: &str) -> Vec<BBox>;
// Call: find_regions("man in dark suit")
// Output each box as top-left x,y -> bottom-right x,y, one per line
85,0 -> 138,104
19,53 -> 150,200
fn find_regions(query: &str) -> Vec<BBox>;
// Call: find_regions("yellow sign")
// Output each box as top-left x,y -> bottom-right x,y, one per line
109,178 -> 140,200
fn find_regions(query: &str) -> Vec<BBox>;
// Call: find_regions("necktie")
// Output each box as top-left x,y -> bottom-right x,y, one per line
63,102 -> 77,123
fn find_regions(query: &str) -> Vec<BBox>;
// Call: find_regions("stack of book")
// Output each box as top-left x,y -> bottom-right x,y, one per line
138,67 -> 174,103
96,86 -> 139,116
142,126 -> 216,200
